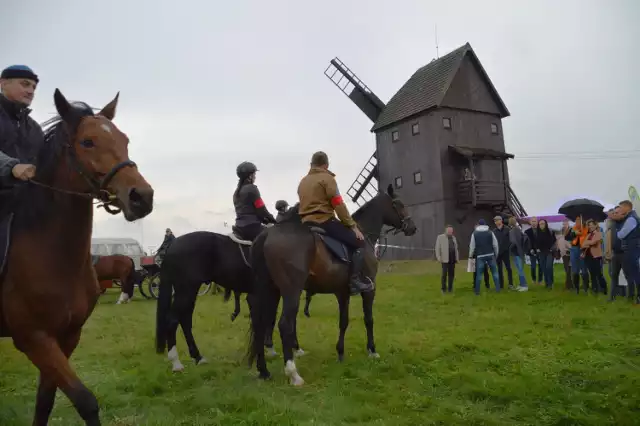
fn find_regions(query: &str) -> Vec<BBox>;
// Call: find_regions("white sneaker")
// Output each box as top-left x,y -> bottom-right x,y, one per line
517,286 -> 529,292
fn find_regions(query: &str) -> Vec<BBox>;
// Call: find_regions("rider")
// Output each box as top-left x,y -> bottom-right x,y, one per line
275,200 -> 289,223
232,161 -> 276,241
0,65 -> 43,197
297,151 -> 373,295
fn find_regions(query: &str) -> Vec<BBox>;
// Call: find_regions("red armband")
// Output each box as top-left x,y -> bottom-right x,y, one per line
330,195 -> 343,207
253,198 -> 265,208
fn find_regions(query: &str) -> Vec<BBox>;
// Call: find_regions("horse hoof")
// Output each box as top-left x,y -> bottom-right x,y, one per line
196,357 -> 208,365
290,376 -> 305,387
368,351 -> 380,359
294,348 -> 306,358
304,311 -> 310,318
337,354 -> 344,363
172,363 -> 185,372
258,371 -> 272,381
230,313 -> 237,322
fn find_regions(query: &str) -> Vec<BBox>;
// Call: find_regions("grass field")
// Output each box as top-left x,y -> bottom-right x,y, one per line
2,261 -> 640,425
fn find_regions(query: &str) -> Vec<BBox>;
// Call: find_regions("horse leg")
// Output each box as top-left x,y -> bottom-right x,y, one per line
180,306 -> 206,365
303,291 -> 312,317
21,332 -> 100,426
292,314 -> 305,357
230,290 -> 241,322
362,290 -> 379,358
279,289 -> 304,386
166,310 -> 185,372
336,292 -> 350,362
264,296 -> 279,357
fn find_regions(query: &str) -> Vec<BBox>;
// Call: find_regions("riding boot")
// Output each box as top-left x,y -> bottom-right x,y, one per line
349,248 -> 374,295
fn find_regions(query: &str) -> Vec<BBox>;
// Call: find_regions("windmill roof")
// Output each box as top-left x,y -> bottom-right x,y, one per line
371,42 -> 510,132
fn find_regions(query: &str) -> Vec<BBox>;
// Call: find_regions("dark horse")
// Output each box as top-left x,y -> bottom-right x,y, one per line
247,185 -> 416,385
155,229 -> 283,372
93,254 -> 140,304
0,90 -> 153,425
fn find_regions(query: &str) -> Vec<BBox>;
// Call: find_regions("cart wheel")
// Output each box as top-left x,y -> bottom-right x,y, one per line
147,273 -> 161,299
138,277 -> 152,299
198,282 -> 212,297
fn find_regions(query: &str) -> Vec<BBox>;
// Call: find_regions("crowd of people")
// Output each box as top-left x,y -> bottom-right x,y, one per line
434,200 -> 640,303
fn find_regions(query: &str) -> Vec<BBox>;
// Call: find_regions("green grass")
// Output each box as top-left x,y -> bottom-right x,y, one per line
2,261 -> 640,425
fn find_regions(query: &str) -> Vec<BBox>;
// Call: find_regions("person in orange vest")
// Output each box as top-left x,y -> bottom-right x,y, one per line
565,215 -> 590,293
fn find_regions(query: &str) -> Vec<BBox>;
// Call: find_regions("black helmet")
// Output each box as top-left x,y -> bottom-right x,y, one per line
236,161 -> 257,179
275,200 -> 289,211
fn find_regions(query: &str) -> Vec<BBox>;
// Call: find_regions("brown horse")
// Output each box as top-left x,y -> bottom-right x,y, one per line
247,185 -> 416,386
94,254 -> 140,304
0,89 -> 153,425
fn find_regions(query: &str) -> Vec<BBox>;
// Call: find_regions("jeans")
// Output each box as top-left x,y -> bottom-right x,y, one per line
441,262 -> 455,292
585,254 -> 608,294
496,252 -> 513,288
529,253 -> 542,283
609,252 -> 626,299
562,255 -> 572,289
538,251 -> 554,287
306,217 -> 363,250
474,255 -> 500,294
513,255 -> 528,287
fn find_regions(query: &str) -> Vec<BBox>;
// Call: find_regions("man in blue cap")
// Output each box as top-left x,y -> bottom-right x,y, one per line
0,65 -> 44,187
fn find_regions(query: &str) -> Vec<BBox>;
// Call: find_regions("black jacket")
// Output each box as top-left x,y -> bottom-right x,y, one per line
233,183 -> 276,227
536,228 -> 556,252
493,226 -> 511,255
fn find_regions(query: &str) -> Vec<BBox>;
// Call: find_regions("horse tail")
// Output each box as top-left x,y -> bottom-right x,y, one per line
246,230 -> 271,367
155,259 -> 174,354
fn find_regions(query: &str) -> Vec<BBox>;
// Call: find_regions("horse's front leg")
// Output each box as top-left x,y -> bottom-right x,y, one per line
361,290 -> 379,358
303,291 -> 313,317
336,291 -> 350,362
230,290 -> 241,321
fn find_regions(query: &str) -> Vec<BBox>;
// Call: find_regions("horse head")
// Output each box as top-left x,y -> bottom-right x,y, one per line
382,184 -> 417,236
52,89 -> 154,221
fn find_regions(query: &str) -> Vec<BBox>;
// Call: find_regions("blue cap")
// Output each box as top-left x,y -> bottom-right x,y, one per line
1,65 -> 39,83
478,219 -> 486,225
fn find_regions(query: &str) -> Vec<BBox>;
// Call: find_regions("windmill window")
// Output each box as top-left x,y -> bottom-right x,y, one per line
491,123 -> 499,135
442,117 -> 452,129
413,171 -> 422,184
411,123 -> 420,135
391,130 -> 399,142
394,176 -> 403,189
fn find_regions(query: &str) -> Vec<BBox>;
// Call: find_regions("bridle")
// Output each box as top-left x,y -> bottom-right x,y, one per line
362,194 -> 413,259
28,120 -> 136,215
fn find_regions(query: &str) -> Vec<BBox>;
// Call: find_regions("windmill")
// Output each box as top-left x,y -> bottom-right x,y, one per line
324,58 -> 385,207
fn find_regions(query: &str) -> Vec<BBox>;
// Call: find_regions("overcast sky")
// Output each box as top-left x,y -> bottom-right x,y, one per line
3,0 -> 638,251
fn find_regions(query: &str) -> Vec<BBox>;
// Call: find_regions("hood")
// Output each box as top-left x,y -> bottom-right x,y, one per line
475,225 -> 490,232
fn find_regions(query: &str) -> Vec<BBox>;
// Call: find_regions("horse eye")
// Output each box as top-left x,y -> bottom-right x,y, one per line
80,140 -> 95,148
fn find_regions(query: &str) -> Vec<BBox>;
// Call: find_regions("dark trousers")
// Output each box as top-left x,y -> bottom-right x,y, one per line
306,218 -> 363,250
529,253 -> 543,283
585,255 -> 608,294
235,223 -> 264,241
609,252 -> 626,299
621,246 -> 640,301
473,268 -> 490,289
562,255 -> 572,289
441,262 -> 455,292
496,252 -> 513,288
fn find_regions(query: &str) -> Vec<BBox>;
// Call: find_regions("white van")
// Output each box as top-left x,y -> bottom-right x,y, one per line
90,238 -> 146,270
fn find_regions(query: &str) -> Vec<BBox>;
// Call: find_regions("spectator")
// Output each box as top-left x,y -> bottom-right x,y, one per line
566,216 -> 590,294
275,200 -> 290,223
156,228 -> 175,260
605,206 -> 627,300
508,217 -> 528,292
470,219 -> 489,290
615,200 -> 640,304
493,215 -> 514,290
524,217 -> 543,285
469,219 -> 501,295
435,225 -> 459,293
559,219 -> 573,290
536,219 -> 556,289
582,219 -> 608,295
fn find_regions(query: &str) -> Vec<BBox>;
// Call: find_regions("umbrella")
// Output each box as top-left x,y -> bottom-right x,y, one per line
558,198 -> 607,222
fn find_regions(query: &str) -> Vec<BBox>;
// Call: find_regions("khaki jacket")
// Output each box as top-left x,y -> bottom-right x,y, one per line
435,234 -> 459,263
297,167 -> 355,227
581,230 -> 603,258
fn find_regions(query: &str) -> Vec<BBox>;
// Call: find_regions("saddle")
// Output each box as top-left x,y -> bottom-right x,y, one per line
308,226 -> 350,263
228,227 -> 252,267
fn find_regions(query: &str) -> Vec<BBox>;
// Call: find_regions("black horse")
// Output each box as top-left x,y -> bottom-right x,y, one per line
247,185 -> 417,385
155,229 -> 283,371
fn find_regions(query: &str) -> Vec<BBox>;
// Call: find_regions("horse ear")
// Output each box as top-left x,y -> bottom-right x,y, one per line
98,92 -> 119,120
54,89 -> 73,122
387,184 -> 395,197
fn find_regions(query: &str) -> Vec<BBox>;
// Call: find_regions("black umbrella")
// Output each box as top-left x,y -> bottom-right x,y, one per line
558,198 -> 607,222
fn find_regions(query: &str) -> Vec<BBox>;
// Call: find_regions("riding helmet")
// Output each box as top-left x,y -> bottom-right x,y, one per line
275,200 -> 289,211
236,161 -> 258,178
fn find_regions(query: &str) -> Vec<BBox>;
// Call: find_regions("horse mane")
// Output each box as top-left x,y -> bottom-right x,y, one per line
351,192 -> 384,222
10,102 -> 96,232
